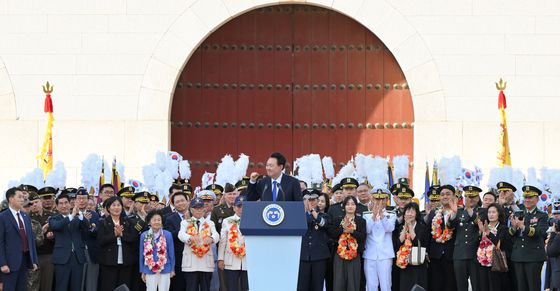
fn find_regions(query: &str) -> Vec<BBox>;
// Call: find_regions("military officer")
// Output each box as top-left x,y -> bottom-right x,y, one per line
449,185 -> 482,291
129,191 -> 150,291
497,181 -> 521,219
235,177 -> 249,197
24,193 -> 44,291
330,183 -> 343,205
327,178 -> 367,219
393,182 -> 413,226
426,185 -> 441,214
205,183 -> 224,206
117,186 -> 136,215
34,186 -> 57,291
61,187 -> 78,208
363,187 -> 396,291
297,189 -> 331,291
147,193 -> 159,212
508,185 -> 548,291
211,183 -> 237,234
426,185 -> 458,291
196,190 -> 220,291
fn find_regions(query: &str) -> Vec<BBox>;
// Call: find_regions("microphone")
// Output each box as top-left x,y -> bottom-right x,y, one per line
277,184 -> 286,201
262,183 -> 268,201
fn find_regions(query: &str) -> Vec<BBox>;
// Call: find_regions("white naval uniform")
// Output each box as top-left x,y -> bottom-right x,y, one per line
178,217 -> 220,273
218,214 -> 247,271
363,211 -> 396,291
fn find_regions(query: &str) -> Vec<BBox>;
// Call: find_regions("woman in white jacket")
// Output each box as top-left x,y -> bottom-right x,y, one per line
218,196 -> 248,291
363,187 -> 396,291
178,197 -> 220,291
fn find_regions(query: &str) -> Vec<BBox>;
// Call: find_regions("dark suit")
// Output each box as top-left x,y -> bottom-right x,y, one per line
49,213 -> 89,291
97,216 -> 139,290
298,212 -> 331,291
546,232 -> 560,291
164,212 -> 187,291
426,208 -> 457,291
81,209 -> 100,291
0,208 -> 38,291
245,174 -> 302,201
393,221 -> 429,291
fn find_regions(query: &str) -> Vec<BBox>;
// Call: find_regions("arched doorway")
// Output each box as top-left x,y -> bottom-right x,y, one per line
171,4 -> 414,185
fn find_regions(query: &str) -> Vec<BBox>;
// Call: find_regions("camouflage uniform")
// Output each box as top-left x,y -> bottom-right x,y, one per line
27,217 -> 44,291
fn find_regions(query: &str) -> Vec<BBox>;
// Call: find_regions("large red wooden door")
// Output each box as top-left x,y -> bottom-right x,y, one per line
171,5 -> 414,186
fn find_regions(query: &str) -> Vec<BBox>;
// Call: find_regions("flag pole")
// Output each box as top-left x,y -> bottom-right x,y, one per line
496,78 -> 512,167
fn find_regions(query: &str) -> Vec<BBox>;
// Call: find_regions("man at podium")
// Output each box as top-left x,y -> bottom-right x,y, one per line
245,152 -> 303,202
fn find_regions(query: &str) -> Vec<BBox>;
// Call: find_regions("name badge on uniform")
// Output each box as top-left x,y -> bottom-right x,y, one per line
314,225 -> 319,230
530,217 -> 538,224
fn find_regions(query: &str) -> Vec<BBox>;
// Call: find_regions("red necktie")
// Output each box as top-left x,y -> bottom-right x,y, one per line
16,212 -> 29,252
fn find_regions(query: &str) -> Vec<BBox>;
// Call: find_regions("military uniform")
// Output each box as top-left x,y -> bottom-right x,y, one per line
35,186 -> 57,291
25,192 -> 44,291
327,178 -> 367,219
130,191 -> 150,291
427,184 -> 458,291
211,202 -> 234,234
449,186 -> 482,291
509,185 -> 548,291
206,183 -> 224,206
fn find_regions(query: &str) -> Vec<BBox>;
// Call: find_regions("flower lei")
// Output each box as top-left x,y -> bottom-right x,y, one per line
477,236 -> 494,267
227,219 -> 246,258
396,233 -> 412,269
431,209 -> 453,243
337,218 -> 358,260
186,218 -> 211,257
143,229 -> 167,273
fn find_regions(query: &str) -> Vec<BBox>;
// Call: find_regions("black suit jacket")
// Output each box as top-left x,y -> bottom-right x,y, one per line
328,215 -> 367,255
245,174 -> 303,201
49,214 -> 89,265
96,216 -> 139,266
426,209 -> 456,260
0,209 -> 38,270
163,212 -> 184,269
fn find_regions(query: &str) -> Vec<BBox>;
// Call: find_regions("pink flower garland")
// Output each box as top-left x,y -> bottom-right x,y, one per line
143,230 -> 167,273
477,236 -> 494,267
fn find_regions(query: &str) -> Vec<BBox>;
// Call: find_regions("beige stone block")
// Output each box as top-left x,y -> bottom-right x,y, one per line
506,34 -> 560,55
434,55 -> 516,76
472,0 -> 536,15
404,61 -> 443,96
332,0 -> 365,16
412,90 -> 447,122
544,122 -> 560,168
191,0 -> 231,31
0,120 -> 39,167
76,54 -> 151,75
536,16 -> 560,33
47,15 -> 108,33
439,75 -> 511,99
515,55 -> 560,76
2,55 -> 76,75
505,75 -> 560,98
81,33 -> 161,54
108,15 -> 176,33
124,120 -> 169,168
73,75 -> 143,96
507,122 -> 545,168
126,0 -> 195,15
0,93 -> 16,120
137,88 -> 172,121
0,15 -> 47,33
0,66 -> 13,96
506,97 -> 560,122
53,120 -> 126,168
392,33 -> 434,72
0,0 -> 6,14
445,97 -> 497,122
142,59 -> 180,94
422,34 -> 505,55
168,10 -> 209,50
0,33 -> 82,54
222,0 -> 259,16
152,32 -> 194,70
55,95 -> 137,120
461,122 -> 501,168
408,16 -> 535,34
413,121 -> 463,161
387,0 -> 472,16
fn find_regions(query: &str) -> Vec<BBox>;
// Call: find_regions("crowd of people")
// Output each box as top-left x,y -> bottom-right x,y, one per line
0,152 -> 558,291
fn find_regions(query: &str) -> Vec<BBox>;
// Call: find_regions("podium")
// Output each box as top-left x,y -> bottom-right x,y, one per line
240,201 -> 306,291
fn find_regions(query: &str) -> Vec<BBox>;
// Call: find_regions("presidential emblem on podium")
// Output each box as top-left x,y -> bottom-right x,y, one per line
262,204 -> 285,226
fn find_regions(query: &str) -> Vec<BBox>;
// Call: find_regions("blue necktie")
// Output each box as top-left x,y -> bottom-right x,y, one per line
272,181 -> 278,201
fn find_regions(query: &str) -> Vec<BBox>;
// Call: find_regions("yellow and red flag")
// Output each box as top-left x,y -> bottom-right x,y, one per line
38,82 -> 54,179
496,79 -> 512,167
111,157 -> 121,192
